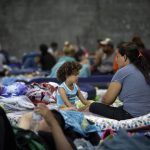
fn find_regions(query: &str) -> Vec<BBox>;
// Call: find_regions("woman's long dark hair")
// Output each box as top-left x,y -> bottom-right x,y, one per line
118,42 -> 150,85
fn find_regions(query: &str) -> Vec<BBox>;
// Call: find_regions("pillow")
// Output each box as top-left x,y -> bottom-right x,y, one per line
119,113 -> 150,130
84,113 -> 150,131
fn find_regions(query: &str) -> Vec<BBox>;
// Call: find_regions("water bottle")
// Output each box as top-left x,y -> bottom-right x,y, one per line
30,111 -> 42,133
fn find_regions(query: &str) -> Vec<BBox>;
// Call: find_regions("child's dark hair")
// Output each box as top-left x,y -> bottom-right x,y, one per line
57,61 -> 82,82
118,42 -> 150,85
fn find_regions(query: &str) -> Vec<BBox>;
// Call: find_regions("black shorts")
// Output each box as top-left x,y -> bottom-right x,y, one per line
89,102 -> 133,120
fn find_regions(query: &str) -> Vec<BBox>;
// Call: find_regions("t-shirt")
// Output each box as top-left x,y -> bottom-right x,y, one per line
97,52 -> 116,74
56,82 -> 78,106
111,64 -> 150,117
79,64 -> 91,77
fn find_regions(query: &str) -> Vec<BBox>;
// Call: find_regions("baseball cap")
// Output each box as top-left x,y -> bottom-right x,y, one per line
100,38 -> 112,45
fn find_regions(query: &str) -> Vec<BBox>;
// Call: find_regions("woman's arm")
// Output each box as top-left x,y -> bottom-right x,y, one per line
58,87 -> 74,107
102,81 -> 121,105
35,104 -> 73,150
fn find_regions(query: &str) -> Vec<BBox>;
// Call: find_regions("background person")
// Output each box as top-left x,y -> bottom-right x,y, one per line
49,43 -> 76,78
56,61 -> 91,110
89,42 -> 150,120
39,43 -> 56,72
91,38 -> 116,75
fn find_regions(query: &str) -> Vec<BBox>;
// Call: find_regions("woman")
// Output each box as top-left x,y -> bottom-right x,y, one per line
89,42 -> 150,120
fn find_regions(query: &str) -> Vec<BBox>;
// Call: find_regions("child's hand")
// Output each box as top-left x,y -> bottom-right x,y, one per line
69,106 -> 78,111
60,106 -> 78,111
78,101 -> 94,112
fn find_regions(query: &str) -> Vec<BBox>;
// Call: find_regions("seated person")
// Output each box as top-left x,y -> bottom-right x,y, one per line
91,38 -> 116,74
34,104 -> 74,150
49,43 -> 76,77
89,42 -> 150,120
74,49 -> 91,77
56,61 -> 91,110
0,105 -> 74,150
22,52 -> 40,70
19,62 -> 91,133
48,42 -> 63,60
39,44 -> 56,71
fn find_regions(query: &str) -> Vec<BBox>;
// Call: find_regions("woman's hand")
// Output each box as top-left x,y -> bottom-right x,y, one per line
34,103 -> 51,119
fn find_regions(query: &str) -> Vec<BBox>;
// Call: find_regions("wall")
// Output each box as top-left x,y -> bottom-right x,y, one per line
0,0 -> 150,57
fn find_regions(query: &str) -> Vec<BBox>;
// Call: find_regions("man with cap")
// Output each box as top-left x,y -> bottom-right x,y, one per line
91,38 -> 116,74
